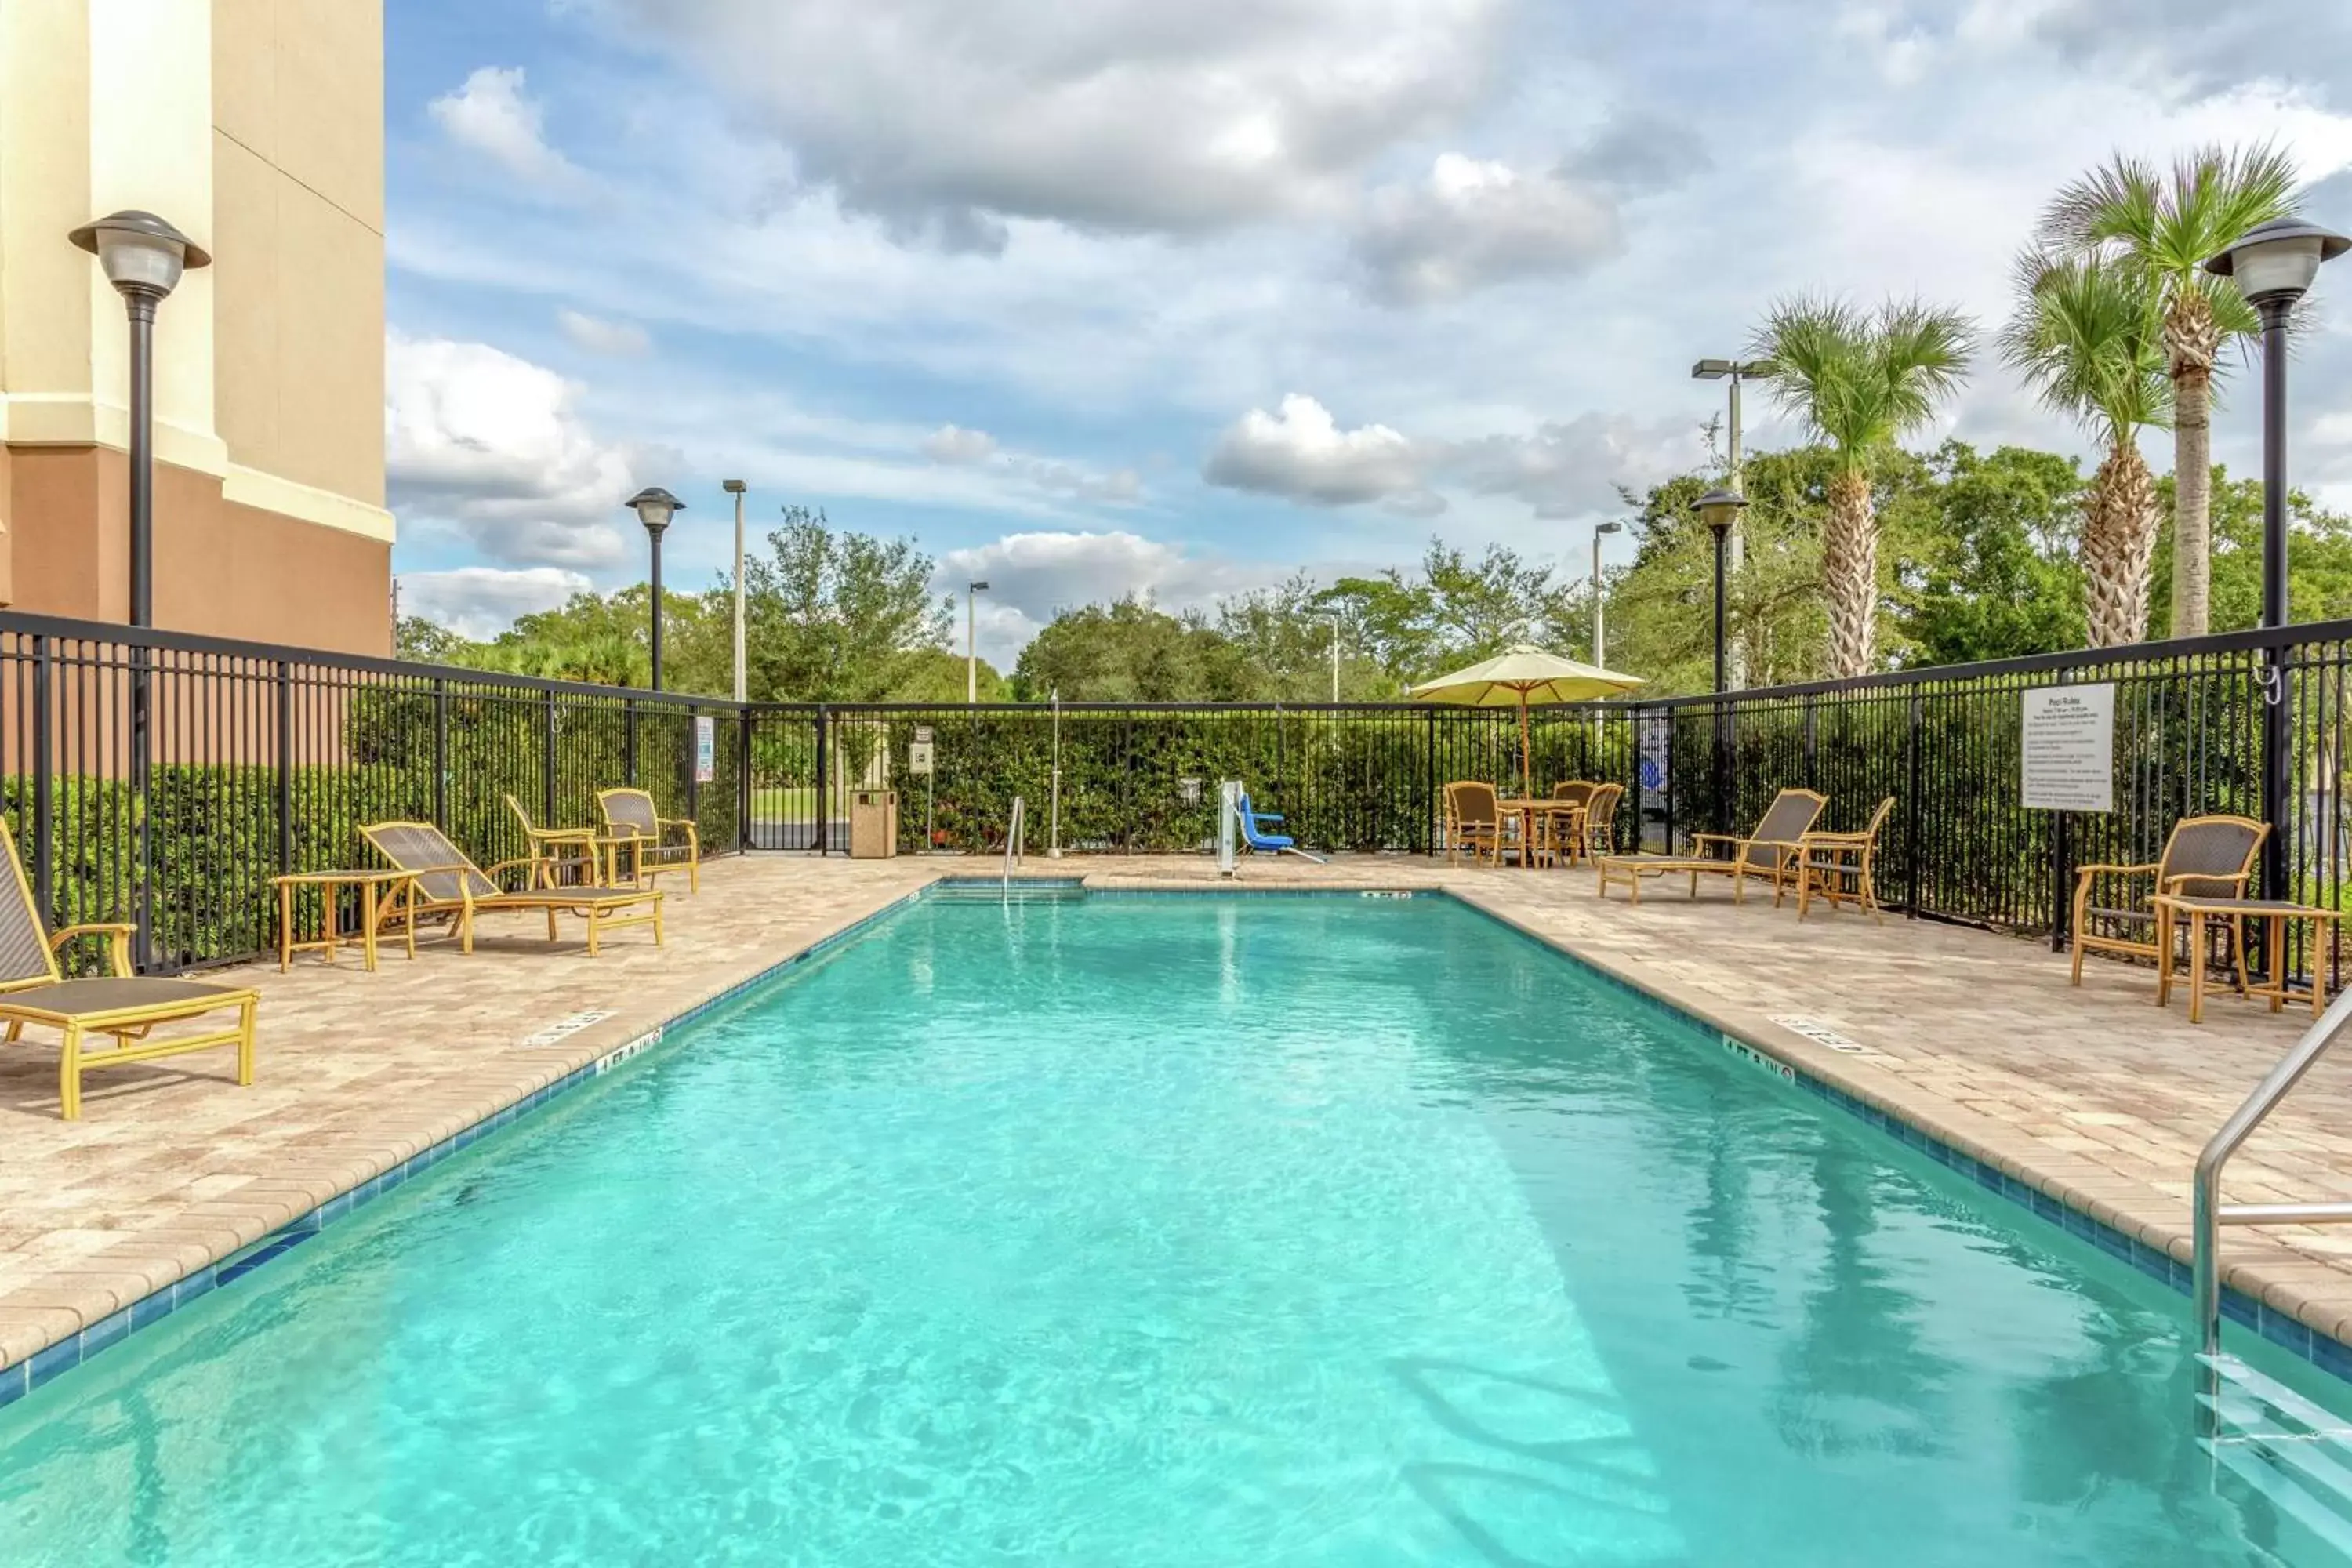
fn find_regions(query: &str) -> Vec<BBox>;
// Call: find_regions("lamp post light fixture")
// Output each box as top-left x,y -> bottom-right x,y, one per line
626,487 -> 684,691
2205,216 -> 2350,899
1592,521 -> 1624,670
71,210 -> 209,975
967,580 -> 990,703
1691,358 -> 1774,688
722,481 -> 747,703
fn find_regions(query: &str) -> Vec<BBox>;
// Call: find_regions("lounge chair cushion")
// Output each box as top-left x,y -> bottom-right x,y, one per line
2,977 -> 244,1018
482,887 -> 655,909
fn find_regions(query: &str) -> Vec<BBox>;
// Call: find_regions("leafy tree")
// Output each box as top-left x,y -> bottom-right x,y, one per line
1322,539 -> 1589,685
1215,573 -> 1402,701
2038,143 -> 2299,636
741,506 -> 952,702
396,616 -> 471,663
2001,252 -> 2170,646
1750,296 -> 1975,677
1896,444 -> 2085,666
888,648 -> 1008,702
1011,597 -> 1253,701
2148,468 -> 2352,633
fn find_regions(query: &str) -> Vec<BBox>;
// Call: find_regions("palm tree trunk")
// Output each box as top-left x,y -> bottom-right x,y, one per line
2171,364 -> 2213,638
1823,469 -> 1875,679
2082,437 -> 2160,648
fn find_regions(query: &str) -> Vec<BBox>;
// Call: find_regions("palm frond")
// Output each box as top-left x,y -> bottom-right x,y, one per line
2000,249 -> 2171,445
1748,294 -> 1973,470
2039,140 -> 2300,293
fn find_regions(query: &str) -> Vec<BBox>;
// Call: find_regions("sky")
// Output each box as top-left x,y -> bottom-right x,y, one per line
385,0 -> 2352,666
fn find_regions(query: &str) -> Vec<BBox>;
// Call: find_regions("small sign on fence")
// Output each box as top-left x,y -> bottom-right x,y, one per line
2020,684 -> 2114,811
694,715 -> 716,784
913,725 -> 934,745
909,740 -> 935,775
1638,714 -> 1670,793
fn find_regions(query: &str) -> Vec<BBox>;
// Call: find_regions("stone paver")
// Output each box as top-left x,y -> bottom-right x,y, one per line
4,849 -> 2350,1376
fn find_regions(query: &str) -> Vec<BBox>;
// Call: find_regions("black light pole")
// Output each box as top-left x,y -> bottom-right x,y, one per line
2205,217 -> 2349,901
1693,488 -> 1747,832
71,211 -> 209,974
626,488 -> 684,691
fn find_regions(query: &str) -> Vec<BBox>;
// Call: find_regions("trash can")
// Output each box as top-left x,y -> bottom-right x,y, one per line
850,789 -> 898,858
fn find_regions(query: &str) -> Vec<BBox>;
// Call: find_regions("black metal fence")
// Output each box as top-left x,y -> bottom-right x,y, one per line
5,608 -> 2351,977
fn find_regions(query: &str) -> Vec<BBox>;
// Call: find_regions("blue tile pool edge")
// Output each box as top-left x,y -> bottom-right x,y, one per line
1439,887 -> 2352,1388
0,884 -> 935,1412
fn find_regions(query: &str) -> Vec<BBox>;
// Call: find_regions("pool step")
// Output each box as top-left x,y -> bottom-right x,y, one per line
2198,1353 -> 2352,1559
927,877 -> 1087,903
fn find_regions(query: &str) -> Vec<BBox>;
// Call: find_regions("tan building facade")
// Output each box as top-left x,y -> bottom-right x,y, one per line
0,0 -> 391,655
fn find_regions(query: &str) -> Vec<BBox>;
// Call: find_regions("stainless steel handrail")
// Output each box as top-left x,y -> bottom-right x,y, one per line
1003,795 -> 1025,892
2194,986 -> 2352,1357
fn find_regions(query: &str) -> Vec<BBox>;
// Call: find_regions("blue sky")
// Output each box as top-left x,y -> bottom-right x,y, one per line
385,0 -> 2352,663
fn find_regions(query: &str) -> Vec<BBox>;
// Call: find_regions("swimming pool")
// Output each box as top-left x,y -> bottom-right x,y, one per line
1,892 -> 2344,1563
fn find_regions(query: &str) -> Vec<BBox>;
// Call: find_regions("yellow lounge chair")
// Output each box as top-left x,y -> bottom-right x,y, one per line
361,821 -> 663,956
503,793 -> 604,889
597,788 -> 702,894
0,817 -> 257,1120
2070,814 -> 2267,986
1595,788 -> 1826,906
1796,796 -> 1896,922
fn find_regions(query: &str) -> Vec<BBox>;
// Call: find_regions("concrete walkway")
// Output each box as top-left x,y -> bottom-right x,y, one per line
3,849 -> 2347,1381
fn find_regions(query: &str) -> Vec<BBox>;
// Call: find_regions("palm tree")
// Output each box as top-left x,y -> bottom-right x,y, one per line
2000,252 -> 2171,647
2038,143 -> 2299,638
1749,296 -> 1973,679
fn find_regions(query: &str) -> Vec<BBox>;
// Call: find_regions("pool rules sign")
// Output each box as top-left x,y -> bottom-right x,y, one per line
2020,684 -> 2114,812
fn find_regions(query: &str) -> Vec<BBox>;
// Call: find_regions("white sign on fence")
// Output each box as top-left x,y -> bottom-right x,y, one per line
909,740 -> 935,775
694,715 -> 716,784
1638,714 -> 1670,794
2020,684 -> 2114,811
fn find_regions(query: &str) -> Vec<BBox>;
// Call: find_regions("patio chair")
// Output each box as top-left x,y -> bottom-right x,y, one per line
1443,782 -> 1508,867
597,788 -> 702,894
2069,814 -> 2267,986
503,793 -> 602,889
1551,780 -> 1599,808
361,821 -> 663,957
1796,796 -> 1896,922
1236,792 -> 1329,865
1578,782 -> 1625,859
1595,787 -> 1826,906
0,817 -> 257,1120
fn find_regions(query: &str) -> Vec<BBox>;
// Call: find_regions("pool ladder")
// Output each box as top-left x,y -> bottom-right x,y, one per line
1003,796 -> 1025,893
2194,985 -> 2352,1550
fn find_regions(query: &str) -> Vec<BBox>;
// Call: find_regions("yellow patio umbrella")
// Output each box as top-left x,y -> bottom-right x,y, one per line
1410,644 -> 1644,796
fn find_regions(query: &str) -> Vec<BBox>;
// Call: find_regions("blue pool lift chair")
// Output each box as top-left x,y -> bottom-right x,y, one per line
1236,792 -> 1328,865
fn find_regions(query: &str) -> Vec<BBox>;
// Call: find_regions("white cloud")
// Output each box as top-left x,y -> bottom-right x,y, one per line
597,0 -> 1504,242
397,566 -> 594,640
385,332 -> 636,568
933,530 -> 1286,664
1202,394 -> 1433,510
1355,154 -> 1621,305
1447,413 -> 1702,520
920,424 -> 998,463
557,309 -> 652,356
427,67 -> 582,186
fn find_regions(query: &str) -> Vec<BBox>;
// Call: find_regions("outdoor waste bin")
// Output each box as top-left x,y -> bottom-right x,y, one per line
850,789 -> 899,858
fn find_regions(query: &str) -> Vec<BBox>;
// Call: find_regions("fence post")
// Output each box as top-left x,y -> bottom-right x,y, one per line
433,679 -> 449,830
275,660 -> 294,877
1803,696 -> 1818,792
543,690 -> 558,825
2263,636 -> 2291,903
624,699 -> 637,786
31,634 -> 52,920
1423,706 -> 1436,855
1662,711 -> 1677,855
687,703 -> 700,826
815,706 -> 829,855
738,707 -> 754,853
1904,695 -> 1924,918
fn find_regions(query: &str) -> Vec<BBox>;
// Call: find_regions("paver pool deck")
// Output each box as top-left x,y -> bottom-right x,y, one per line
5,850 -> 2352,1382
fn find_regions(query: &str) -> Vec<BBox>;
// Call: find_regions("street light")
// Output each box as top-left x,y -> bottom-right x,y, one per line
1691,488 -> 1747,695
2205,216 -> 2349,898
1318,612 -> 1342,702
626,487 -> 684,690
966,580 -> 990,703
71,210 -> 209,975
722,481 -> 747,702
1691,358 -> 1774,689
1592,521 -> 1624,669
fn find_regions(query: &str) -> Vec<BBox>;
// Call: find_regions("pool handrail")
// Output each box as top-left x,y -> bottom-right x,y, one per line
1004,796 -> 1025,893
2194,984 -> 2352,1359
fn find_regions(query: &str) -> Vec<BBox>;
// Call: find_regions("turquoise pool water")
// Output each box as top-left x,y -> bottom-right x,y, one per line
0,894 -> 2343,1564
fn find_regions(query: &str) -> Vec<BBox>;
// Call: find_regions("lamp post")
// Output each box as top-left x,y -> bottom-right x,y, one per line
626,487 -> 684,690
1691,358 -> 1774,688
71,210 -> 209,975
722,480 -> 747,703
967,580 -> 990,703
2206,217 -> 2349,901
1693,488 -> 1748,837
1592,521 -> 1624,669
1318,612 -> 1342,702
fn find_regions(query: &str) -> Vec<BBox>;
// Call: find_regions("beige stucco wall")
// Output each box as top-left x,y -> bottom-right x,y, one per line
0,0 -> 390,652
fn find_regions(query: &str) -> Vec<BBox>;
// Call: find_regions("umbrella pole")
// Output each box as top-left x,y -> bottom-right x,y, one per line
1519,691 -> 1533,798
